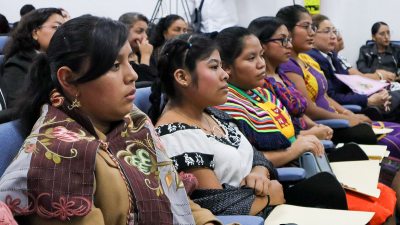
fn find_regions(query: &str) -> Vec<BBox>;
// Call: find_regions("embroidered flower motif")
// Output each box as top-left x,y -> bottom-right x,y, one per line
5,194 -> 35,215
23,143 -> 37,153
49,89 -> 65,107
51,126 -> 80,142
119,149 -> 156,175
36,194 -> 91,221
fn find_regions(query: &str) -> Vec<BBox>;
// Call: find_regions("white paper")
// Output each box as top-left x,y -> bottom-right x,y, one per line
373,127 -> 393,135
264,204 -> 374,225
330,160 -> 381,198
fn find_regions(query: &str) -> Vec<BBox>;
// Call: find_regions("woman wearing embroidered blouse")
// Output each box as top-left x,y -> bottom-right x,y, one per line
0,15 -> 220,225
247,16 -> 333,141
214,26 -> 324,167
150,33 -> 285,217
150,33 -> 351,218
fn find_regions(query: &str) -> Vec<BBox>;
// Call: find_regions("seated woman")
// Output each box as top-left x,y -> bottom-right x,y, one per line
307,14 -> 400,122
149,14 -> 187,64
276,5 -> 400,155
1,8 -> 64,108
216,23 -> 396,225
214,26 -> 326,167
0,15 -> 220,225
247,16 -> 333,141
357,22 -> 400,81
150,34 -> 350,217
119,12 -> 157,83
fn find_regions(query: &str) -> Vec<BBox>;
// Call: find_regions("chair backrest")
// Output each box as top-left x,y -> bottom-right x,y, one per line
0,36 -> 9,55
133,87 -> 152,115
0,120 -> 25,176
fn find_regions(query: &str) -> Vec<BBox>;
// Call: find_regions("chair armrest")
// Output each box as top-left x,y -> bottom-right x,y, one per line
321,140 -> 335,149
316,119 -> 349,129
277,167 -> 306,182
343,104 -> 362,113
216,215 -> 264,225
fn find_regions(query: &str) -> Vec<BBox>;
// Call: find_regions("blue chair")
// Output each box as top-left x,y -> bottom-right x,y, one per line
0,36 -> 9,54
217,215 -> 264,225
0,120 -> 25,176
134,86 -> 152,114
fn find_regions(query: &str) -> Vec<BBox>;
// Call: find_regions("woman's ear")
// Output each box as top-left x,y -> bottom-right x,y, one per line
57,66 -> 78,98
173,69 -> 191,87
32,29 -> 38,41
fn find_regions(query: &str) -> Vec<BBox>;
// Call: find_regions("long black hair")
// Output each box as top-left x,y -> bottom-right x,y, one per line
3,8 -> 62,60
276,4 -> 309,32
371,21 -> 388,36
149,14 -> 185,49
17,15 -> 128,133
248,16 -> 285,44
216,26 -> 252,67
149,34 -> 218,123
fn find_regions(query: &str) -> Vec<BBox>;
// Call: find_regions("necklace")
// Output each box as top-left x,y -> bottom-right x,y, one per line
172,109 -> 225,137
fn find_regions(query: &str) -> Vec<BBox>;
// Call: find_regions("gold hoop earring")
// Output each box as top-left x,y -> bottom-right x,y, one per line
68,94 -> 81,110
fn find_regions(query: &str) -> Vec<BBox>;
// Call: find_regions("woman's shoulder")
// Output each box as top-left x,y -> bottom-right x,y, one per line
279,57 -> 302,75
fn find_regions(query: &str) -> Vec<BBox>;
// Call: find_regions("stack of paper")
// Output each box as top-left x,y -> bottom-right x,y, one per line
336,143 -> 390,161
264,204 -> 374,225
330,160 -> 381,198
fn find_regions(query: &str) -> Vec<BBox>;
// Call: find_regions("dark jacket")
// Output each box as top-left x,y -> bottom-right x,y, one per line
356,43 -> 400,75
307,48 -> 368,107
1,50 -> 36,108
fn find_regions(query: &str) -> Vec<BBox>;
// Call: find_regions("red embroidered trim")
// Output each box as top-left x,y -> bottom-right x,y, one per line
5,193 -> 92,221
5,193 -> 35,215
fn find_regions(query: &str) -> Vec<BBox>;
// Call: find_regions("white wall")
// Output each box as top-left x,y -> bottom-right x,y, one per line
1,0 -> 399,66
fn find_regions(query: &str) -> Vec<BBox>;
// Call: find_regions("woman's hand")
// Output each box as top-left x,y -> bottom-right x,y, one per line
368,90 -> 390,108
306,124 -> 333,140
290,135 -> 325,157
268,180 -> 285,206
377,69 -> 396,81
241,166 -> 270,197
137,37 -> 153,65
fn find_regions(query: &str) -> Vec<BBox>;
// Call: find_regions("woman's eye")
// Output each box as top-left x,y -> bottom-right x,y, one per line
211,65 -> 219,70
111,63 -> 120,71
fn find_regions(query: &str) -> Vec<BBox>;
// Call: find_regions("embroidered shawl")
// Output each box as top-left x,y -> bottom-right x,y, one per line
215,85 -> 295,151
0,93 -> 195,224
264,70 -> 308,130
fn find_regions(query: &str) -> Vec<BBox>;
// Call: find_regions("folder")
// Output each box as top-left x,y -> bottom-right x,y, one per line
264,204 -> 374,225
330,160 -> 381,198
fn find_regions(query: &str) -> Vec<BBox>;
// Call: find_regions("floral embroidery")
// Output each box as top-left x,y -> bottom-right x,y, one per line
5,193 -> 91,221
36,194 -> 91,221
50,89 -> 65,107
5,194 -> 35,215
27,119 -> 95,164
51,126 -> 81,142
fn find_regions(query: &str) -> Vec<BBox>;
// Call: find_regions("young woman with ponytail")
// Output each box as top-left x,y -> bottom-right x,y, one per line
0,15 -> 220,225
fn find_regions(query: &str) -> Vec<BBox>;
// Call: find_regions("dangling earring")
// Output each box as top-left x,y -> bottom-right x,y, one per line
68,94 -> 81,110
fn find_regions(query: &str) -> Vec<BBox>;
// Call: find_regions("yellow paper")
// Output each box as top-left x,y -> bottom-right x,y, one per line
264,204 -> 374,225
330,160 -> 381,198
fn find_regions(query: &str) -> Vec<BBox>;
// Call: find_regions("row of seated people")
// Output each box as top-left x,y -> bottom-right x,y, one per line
0,4 -> 399,225
1,6 -> 400,118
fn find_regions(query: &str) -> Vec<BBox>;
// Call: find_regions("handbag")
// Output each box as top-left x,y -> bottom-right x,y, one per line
299,152 -> 334,178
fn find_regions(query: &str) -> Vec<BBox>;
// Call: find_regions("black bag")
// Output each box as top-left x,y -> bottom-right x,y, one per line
190,0 -> 205,33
